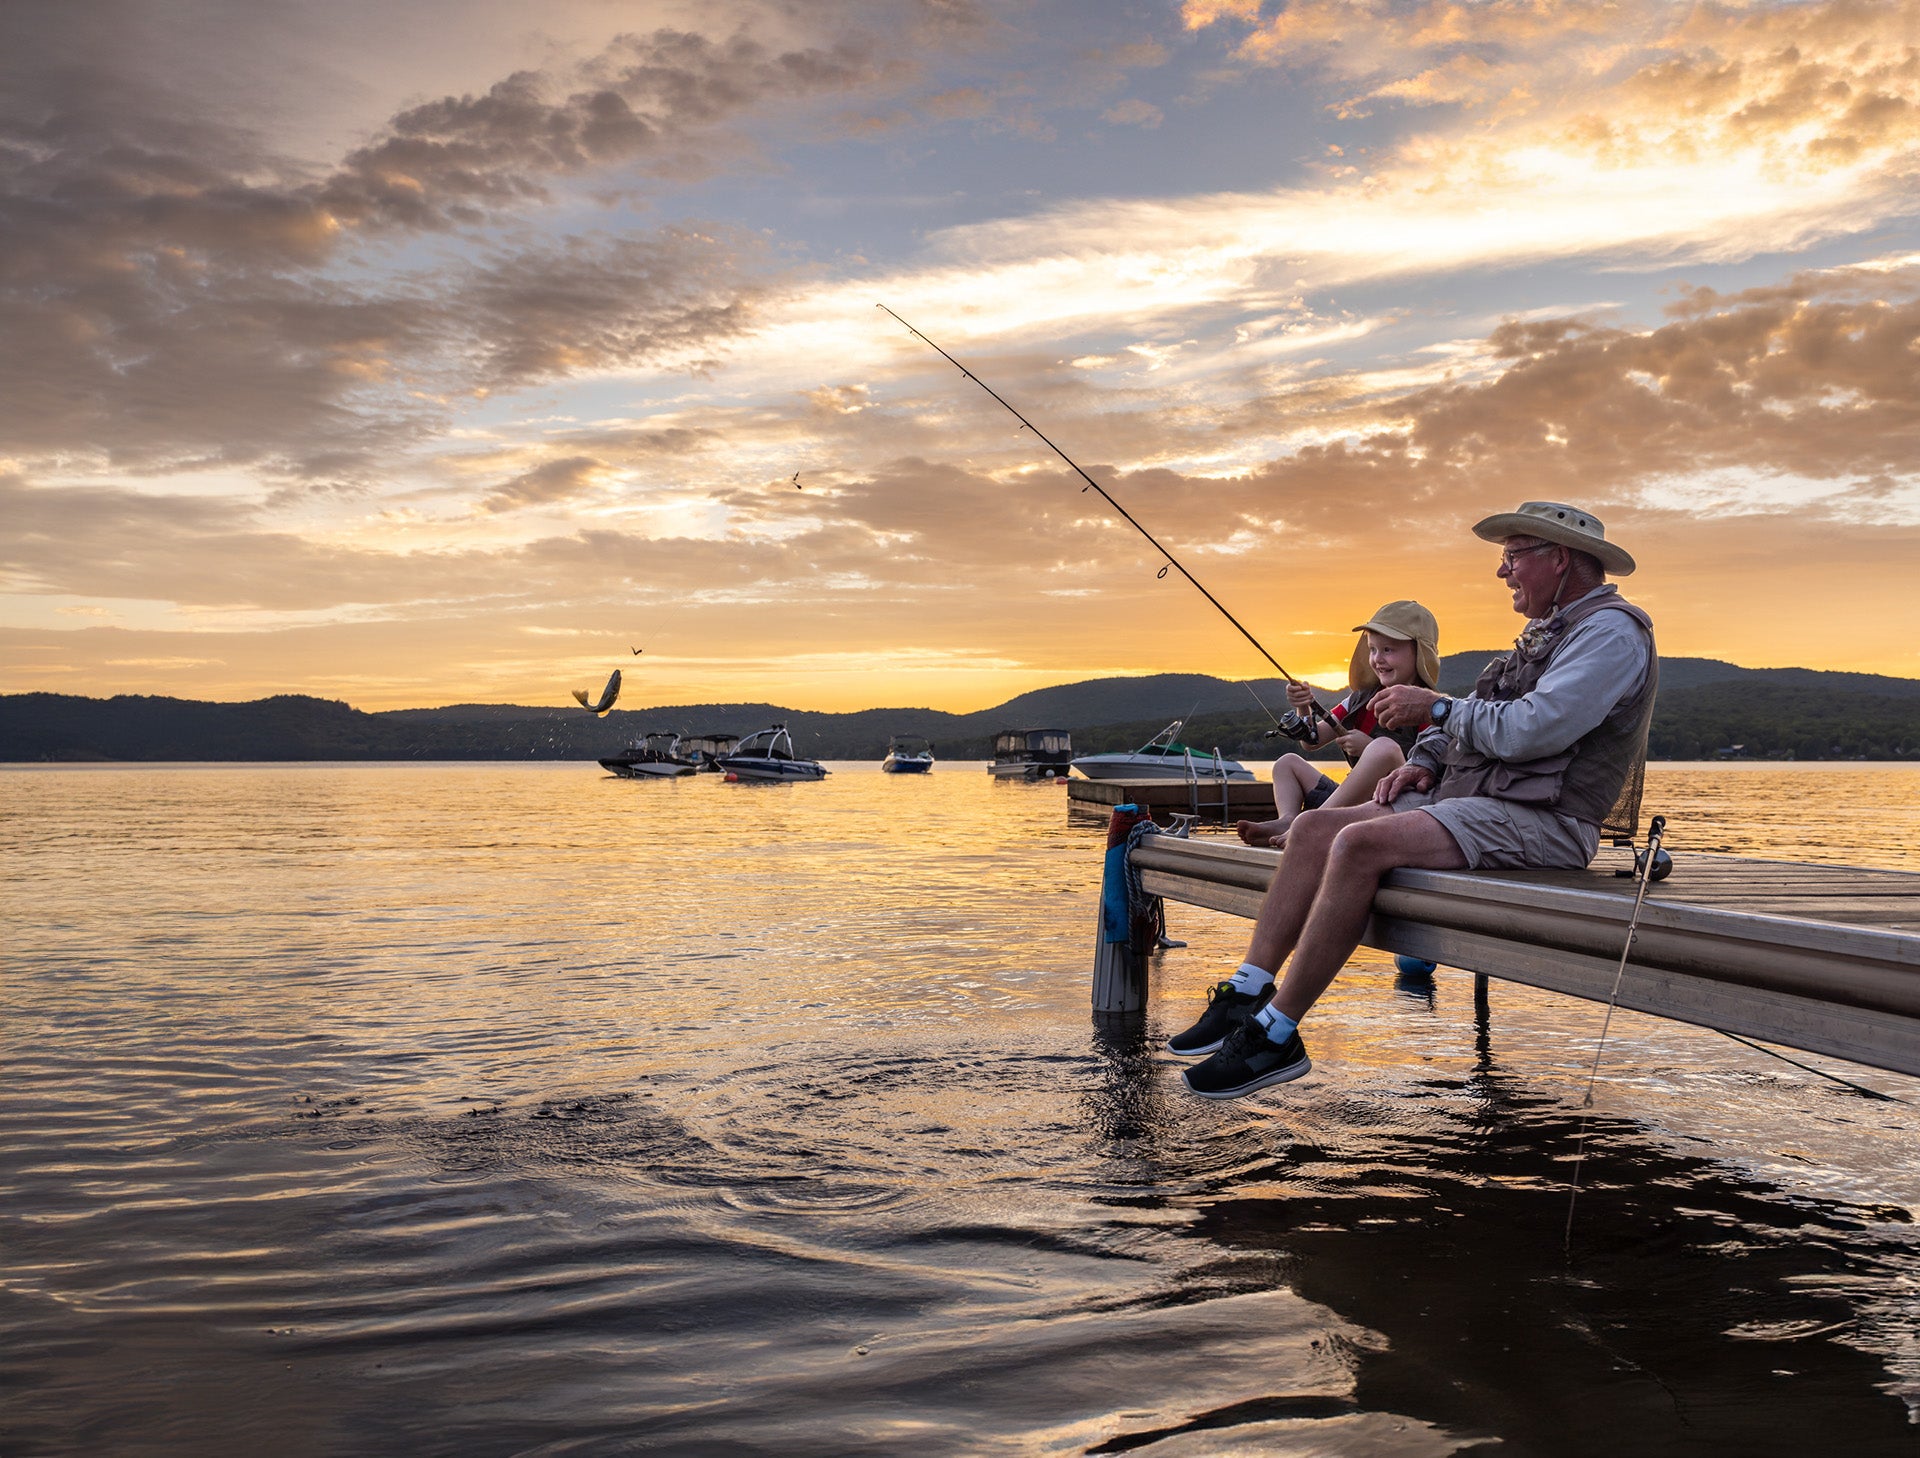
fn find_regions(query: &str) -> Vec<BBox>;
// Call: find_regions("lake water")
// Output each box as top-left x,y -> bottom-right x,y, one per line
3,762 -> 1917,1456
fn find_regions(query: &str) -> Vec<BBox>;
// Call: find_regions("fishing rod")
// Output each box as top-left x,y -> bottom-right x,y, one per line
877,304 -> 1323,729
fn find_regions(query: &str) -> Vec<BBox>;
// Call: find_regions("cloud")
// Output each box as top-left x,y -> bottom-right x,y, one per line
316,29 -> 891,231
458,229 -> 772,389
1102,99 -> 1166,128
1184,0 -> 1920,187
482,455 -> 609,513
0,11 -> 945,476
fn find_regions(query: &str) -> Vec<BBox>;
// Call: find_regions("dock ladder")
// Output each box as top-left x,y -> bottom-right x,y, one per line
1180,745 -> 1234,827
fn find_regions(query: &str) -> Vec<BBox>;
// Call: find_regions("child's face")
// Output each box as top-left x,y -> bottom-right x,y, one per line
1368,632 -> 1417,686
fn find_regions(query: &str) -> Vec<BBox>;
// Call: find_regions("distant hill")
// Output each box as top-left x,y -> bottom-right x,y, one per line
1438,651 -> 1920,699
5,656 -> 1919,761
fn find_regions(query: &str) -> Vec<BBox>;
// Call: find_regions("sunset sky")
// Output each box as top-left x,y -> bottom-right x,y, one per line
3,0 -> 1917,712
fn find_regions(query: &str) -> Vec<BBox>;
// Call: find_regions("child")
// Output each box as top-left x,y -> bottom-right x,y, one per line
1234,600 -> 1441,848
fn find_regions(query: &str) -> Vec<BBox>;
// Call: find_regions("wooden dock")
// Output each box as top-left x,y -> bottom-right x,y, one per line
1117,834 -> 1920,1080
1068,775 -> 1280,825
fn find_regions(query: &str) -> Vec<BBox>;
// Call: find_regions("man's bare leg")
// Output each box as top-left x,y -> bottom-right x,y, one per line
1243,802 -> 1391,971
1181,808 -> 1466,1097
1164,801 -> 1387,1061
1270,809 -> 1466,1020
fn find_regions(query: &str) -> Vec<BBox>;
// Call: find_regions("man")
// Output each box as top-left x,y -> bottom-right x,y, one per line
1169,501 -> 1657,1099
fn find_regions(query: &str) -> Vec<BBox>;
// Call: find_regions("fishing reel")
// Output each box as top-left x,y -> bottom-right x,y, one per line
1625,846 -> 1673,882
1266,708 -> 1321,743
1613,814 -> 1673,882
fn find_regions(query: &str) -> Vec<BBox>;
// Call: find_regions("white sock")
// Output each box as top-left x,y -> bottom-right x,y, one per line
1254,1004 -> 1298,1043
1228,962 -> 1273,995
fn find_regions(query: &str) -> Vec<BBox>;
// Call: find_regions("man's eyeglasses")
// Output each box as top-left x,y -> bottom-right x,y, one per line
1498,543 -> 1560,571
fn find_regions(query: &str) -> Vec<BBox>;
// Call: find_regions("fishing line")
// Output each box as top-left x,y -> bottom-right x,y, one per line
1564,814 -> 1667,1253
878,304 -> 1312,729
1713,1029 -> 1906,1104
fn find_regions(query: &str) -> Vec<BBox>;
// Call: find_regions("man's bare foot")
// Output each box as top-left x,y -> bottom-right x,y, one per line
1235,816 -> 1289,847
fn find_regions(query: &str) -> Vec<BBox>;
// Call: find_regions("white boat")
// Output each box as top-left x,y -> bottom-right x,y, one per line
715,724 -> 829,782
599,731 -> 698,778
988,727 -> 1073,780
1070,721 -> 1254,781
881,735 -> 934,774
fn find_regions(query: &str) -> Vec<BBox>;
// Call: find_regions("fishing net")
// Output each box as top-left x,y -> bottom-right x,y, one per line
1602,752 -> 1646,840
1599,651 -> 1659,839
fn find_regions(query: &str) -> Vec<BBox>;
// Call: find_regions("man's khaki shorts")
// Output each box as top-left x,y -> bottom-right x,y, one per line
1388,789 -> 1599,871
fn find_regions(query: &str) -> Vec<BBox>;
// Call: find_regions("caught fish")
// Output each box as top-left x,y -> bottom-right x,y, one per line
571,668 -> 622,715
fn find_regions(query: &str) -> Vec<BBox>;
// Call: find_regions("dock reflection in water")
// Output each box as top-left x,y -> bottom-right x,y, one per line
2,762 -> 1916,1455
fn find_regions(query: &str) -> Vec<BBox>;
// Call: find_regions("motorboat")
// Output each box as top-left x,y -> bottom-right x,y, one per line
1069,721 -> 1254,781
714,724 -> 829,782
988,727 -> 1073,780
881,735 -> 934,774
680,732 -> 739,772
598,731 -> 698,778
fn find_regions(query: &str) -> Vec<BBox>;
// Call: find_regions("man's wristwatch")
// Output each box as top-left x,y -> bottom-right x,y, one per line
1428,696 -> 1453,726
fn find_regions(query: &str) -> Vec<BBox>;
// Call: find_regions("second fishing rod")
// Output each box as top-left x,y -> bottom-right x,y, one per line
878,305 -> 1329,735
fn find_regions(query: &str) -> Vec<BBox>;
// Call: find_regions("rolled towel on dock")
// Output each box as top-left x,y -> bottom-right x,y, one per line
1101,804 -> 1153,945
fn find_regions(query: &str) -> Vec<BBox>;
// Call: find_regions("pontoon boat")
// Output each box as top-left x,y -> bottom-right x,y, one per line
988,728 -> 1073,780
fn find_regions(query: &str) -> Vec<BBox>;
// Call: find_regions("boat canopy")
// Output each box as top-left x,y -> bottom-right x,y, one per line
995,728 -> 1072,757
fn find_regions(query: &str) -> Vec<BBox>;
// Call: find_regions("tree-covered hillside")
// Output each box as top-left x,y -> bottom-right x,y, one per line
6,659 -> 1919,762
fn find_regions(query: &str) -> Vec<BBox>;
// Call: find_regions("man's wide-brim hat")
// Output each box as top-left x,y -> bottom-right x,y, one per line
1350,599 -> 1441,690
1472,501 -> 1635,576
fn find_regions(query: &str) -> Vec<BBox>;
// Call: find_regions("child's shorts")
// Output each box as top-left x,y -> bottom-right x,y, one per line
1304,773 -> 1339,809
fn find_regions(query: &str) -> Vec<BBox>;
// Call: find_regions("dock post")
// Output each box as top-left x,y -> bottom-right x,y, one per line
1092,921 -> 1147,1012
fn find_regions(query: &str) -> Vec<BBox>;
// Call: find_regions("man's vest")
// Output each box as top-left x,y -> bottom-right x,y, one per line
1432,587 -> 1658,836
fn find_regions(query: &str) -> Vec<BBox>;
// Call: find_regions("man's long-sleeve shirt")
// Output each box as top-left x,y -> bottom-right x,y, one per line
1409,586 -> 1651,778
